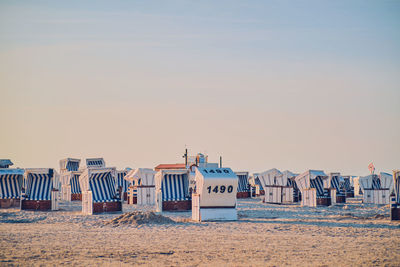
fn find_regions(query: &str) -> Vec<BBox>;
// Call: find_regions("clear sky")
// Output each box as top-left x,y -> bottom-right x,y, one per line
1,0 -> 399,175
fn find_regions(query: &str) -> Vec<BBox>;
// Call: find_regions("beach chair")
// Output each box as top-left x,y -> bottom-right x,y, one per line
0,168 -> 24,208
21,168 -> 59,211
329,173 -> 346,203
124,168 -> 156,205
80,167 -> 121,214
59,158 -> 82,201
295,170 -> 331,207
155,169 -> 191,211
235,171 -> 250,198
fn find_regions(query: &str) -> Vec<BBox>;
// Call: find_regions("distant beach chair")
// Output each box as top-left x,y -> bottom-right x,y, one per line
80,167 -> 121,214
21,168 -> 59,211
391,170 -> 400,220
295,170 -> 332,207
235,171 -> 250,198
0,167 -> 24,208
115,170 -> 130,201
328,173 -> 346,204
155,169 -> 191,211
253,174 -> 264,196
360,173 -> 393,204
125,168 -> 156,205
59,158 -> 82,201
85,158 -> 105,168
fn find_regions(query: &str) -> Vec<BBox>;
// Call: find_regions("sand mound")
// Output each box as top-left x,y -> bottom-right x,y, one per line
105,211 -> 175,227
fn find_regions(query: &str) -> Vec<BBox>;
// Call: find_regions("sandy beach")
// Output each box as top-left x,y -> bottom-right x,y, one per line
1,198 -> 399,266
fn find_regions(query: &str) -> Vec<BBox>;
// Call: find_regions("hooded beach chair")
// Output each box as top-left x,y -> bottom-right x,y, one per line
21,168 -> 59,211
80,167 -> 121,214
155,169 -> 191,211
0,168 -> 24,208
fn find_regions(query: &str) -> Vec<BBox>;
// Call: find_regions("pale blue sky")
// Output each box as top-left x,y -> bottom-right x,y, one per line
1,1 -> 399,175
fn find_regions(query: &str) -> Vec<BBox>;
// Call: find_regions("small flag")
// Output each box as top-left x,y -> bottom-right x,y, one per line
368,162 -> 375,174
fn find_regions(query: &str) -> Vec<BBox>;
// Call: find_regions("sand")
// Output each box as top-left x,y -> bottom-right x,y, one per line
0,198 -> 399,266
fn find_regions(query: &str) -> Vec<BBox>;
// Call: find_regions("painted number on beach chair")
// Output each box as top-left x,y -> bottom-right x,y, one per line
207,185 -> 234,194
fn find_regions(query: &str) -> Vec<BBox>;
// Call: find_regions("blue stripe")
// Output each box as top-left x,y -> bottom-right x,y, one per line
342,178 -> 351,191
115,172 -> 130,192
26,173 -> 52,200
310,176 -> 325,197
71,174 -> 81,194
237,174 -> 249,192
331,176 -> 341,193
161,173 -> 189,201
0,174 -> 23,199
255,177 -> 264,190
66,161 -> 79,171
89,171 -> 118,202
372,176 -> 381,189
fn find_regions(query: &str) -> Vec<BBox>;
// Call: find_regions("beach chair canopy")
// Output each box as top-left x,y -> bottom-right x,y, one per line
295,170 -> 328,196
59,158 -> 80,172
259,168 -> 283,187
79,167 -> 118,202
379,172 -> 393,191
0,159 -> 13,168
235,172 -> 249,192
155,169 -> 190,201
115,170 -> 130,192
281,170 -> 297,187
24,168 -> 55,201
85,158 -> 105,168
329,173 -> 342,193
124,168 -> 156,186
0,168 -> 24,199
359,174 -> 385,190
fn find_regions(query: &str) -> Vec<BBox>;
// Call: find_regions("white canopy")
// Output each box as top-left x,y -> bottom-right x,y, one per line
380,172 -> 393,191
259,168 -> 282,186
294,170 -> 328,193
124,168 -> 156,186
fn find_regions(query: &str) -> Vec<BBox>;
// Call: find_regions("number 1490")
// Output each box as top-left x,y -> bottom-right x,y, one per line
206,185 -> 234,194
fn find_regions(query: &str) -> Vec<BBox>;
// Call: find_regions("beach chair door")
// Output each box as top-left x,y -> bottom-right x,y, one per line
330,189 -> 336,205
82,191 -> 93,215
51,190 -> 59,210
156,190 -> 162,212
147,187 -> 155,205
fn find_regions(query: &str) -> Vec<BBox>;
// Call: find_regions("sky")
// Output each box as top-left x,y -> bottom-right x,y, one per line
0,0 -> 399,176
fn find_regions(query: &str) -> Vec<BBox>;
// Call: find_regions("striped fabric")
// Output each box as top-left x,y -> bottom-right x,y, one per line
287,178 -> 299,196
161,174 -> 190,201
0,174 -> 23,199
26,173 -> 53,200
66,161 -> 79,171
372,176 -> 381,189
330,176 -> 341,193
394,174 -> 400,204
310,176 -> 325,197
88,172 -> 118,202
255,177 -> 264,190
237,174 -> 249,192
87,160 -> 103,167
116,171 -> 130,193
342,178 -> 352,191
70,174 -> 81,194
